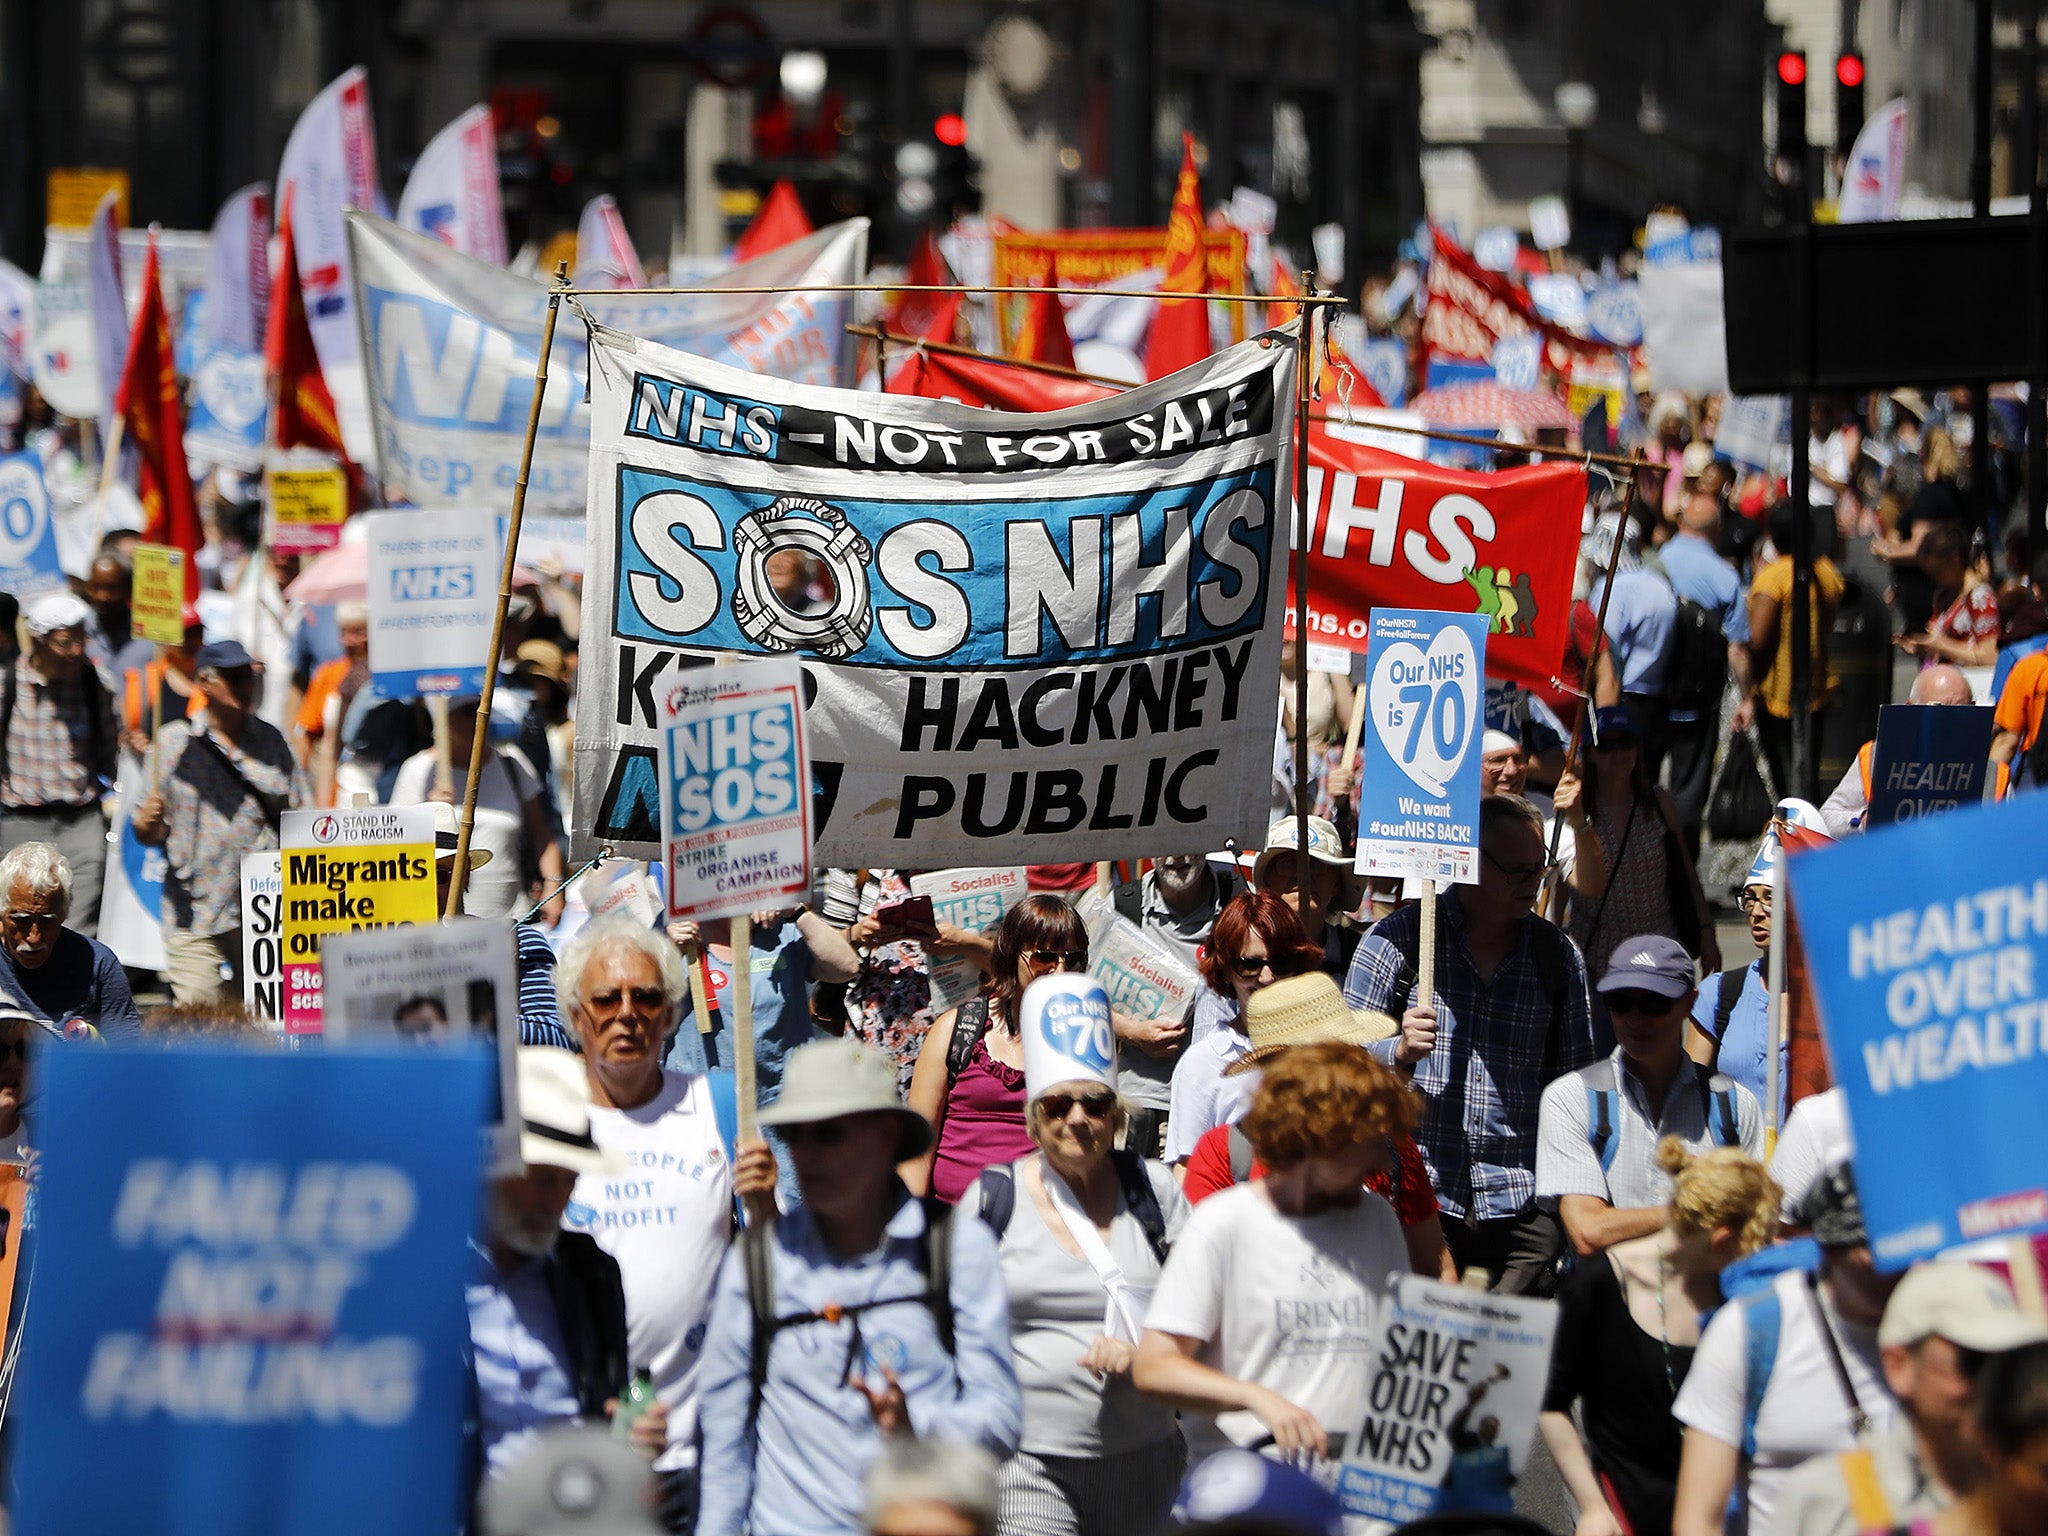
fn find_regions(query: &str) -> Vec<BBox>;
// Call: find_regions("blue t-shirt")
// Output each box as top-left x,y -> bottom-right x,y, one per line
1690,959 -> 1784,1123
1993,632 -> 2048,705
1590,570 -> 1679,698
662,921 -> 822,1106
1657,532 -> 1751,643
0,929 -> 141,1043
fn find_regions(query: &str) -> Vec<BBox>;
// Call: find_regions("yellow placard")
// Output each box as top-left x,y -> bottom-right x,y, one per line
46,167 -> 130,229
265,464 -> 348,553
279,805 -> 440,1034
130,542 -> 187,645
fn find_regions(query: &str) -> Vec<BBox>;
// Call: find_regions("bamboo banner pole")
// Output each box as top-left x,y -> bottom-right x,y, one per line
86,413 -> 127,557
428,695 -> 454,799
446,262 -> 565,919
1418,880 -> 1440,1017
1341,684 -> 1367,775
1293,277 -> 1315,891
564,280 -> 1349,304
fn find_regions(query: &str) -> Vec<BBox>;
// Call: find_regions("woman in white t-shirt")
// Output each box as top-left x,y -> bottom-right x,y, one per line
971,977 -> 1190,1536
1135,1041 -> 1413,1471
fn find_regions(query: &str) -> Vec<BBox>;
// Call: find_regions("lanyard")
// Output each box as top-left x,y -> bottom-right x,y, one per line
1042,1158 -> 1150,1343
1805,1272 -> 1872,1438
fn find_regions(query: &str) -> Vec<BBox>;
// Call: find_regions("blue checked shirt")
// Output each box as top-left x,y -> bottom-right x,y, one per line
1345,894 -> 1597,1221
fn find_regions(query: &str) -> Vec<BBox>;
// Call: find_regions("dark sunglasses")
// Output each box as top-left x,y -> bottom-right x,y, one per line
1039,1090 -> 1116,1120
1026,949 -> 1088,972
1604,989 -> 1676,1016
1484,850 -> 1552,883
0,1037 -> 26,1061
781,1116 -> 863,1147
1229,953 -> 1277,980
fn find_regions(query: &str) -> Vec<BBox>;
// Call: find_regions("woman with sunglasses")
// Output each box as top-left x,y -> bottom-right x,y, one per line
1685,830 -> 1789,1125
972,977 -> 1189,1536
1556,704 -> 1720,991
1162,893 -> 1321,1172
907,896 -> 1092,1203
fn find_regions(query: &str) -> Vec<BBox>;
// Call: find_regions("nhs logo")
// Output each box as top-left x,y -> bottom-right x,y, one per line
388,565 -> 476,601
626,375 -> 779,458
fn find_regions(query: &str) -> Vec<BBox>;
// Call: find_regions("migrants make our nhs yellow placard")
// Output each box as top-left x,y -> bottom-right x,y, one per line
279,805 -> 437,1034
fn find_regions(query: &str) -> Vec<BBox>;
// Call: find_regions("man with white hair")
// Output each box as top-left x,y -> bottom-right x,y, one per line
0,843 -> 139,1042
1819,663 -> 1980,836
864,1439 -> 1000,1536
552,914 -> 780,1532
1,591 -> 118,936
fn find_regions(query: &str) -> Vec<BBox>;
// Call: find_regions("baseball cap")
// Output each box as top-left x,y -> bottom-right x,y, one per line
1172,1450 -> 1342,1536
1797,1163 -> 1868,1249
1879,1261 -> 2048,1353
1596,935 -> 1697,999
1590,704 -> 1641,747
194,638 -> 257,673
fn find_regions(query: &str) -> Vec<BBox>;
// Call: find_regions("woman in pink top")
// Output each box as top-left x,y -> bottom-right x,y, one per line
905,895 -> 1091,1202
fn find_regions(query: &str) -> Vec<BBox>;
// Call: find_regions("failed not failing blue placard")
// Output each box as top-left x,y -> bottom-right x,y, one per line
1355,609 -> 1488,885
14,1046 -> 491,1536
1866,703 -> 1997,828
1788,793 -> 2048,1267
0,451 -> 67,600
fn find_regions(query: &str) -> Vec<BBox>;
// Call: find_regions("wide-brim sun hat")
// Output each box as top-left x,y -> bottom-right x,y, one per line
757,1037 -> 936,1160
1251,814 -> 1365,911
430,800 -> 493,870
1224,971 -> 1397,1076
516,1047 -> 626,1176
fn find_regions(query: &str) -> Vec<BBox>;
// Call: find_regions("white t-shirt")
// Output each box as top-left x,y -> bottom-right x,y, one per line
1145,1181 -> 1406,1462
563,1071 -> 734,1473
1164,1024 -> 1256,1164
1769,1087 -> 1856,1212
389,748 -> 537,918
1671,1268 -> 1895,1535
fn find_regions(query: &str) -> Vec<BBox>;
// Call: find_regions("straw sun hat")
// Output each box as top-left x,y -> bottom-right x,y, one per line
1223,972 -> 1398,1076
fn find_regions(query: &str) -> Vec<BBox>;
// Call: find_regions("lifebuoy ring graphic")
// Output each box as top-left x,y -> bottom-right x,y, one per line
731,495 -> 874,657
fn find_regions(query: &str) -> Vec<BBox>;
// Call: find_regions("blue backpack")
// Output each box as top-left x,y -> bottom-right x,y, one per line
705,1069 -> 741,1223
1580,1058 -> 1742,1175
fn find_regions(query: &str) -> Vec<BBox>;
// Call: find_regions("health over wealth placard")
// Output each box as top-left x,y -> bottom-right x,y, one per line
574,322 -> 1297,869
1788,792 -> 2048,1266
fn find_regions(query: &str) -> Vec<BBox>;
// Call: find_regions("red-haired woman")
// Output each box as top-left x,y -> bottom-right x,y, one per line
905,894 -> 1091,1202
1162,892 -> 1320,1171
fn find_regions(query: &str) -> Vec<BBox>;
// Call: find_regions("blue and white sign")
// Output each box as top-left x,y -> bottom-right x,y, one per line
1586,281 -> 1644,348
1359,336 -> 1410,408
363,508 -> 507,697
1491,334 -> 1541,393
1787,793 -> 2048,1267
1866,704 -> 1997,827
657,654 -> 813,923
1356,609 -> 1488,884
1020,973 -> 1117,1099
0,450 -> 66,599
183,346 -> 270,471
12,1046 -> 490,1536
1473,226 -> 1520,273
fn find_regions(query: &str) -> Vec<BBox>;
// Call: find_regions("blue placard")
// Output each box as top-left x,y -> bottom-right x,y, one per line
0,451 -> 67,600
1865,704 -> 1997,827
13,1047 -> 491,1535
1355,609 -> 1489,884
1787,794 -> 2048,1267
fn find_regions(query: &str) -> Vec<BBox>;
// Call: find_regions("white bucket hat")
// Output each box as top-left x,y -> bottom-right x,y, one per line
516,1047 -> 624,1175
1744,797 -> 1828,889
757,1038 -> 935,1159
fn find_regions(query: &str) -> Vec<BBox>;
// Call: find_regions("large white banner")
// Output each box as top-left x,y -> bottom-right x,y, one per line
398,105 -> 507,266
574,194 -> 645,289
347,212 -> 868,513
278,66 -> 385,457
574,324 -> 1296,868
204,183 -> 270,352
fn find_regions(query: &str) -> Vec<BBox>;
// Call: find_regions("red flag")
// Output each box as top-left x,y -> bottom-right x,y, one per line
114,234 -> 202,608
1144,133 -> 1211,381
1288,430 -> 1587,690
265,186 -> 358,485
885,230 -> 959,341
1011,289 -> 1076,369
886,347 -> 1117,412
733,180 -> 814,263
1779,816 -> 1837,1108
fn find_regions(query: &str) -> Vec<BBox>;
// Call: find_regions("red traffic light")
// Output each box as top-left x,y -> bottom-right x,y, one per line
1777,51 -> 1807,86
933,113 -> 968,147
1836,52 -> 1864,89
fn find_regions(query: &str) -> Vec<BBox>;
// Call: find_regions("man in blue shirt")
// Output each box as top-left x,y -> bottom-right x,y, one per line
1588,517 -> 1679,780
1346,795 -> 1598,1293
1655,491 -> 1755,857
698,1039 -> 1021,1536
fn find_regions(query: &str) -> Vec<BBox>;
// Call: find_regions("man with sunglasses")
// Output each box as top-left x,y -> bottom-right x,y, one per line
1536,934 -> 1761,1259
0,843 -> 139,1042
1346,795 -> 1597,1294
698,1038 -> 1021,1536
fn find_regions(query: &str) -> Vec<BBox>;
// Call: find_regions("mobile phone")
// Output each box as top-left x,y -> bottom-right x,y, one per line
874,895 -> 937,938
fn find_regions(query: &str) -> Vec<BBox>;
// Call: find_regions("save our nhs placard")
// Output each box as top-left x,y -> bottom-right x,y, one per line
1355,609 -> 1488,884
363,508 -> 506,696
13,1046 -> 489,1536
1788,793 -> 2048,1267
575,320 -> 1296,870
657,654 -> 813,923
1866,703 -> 1997,827
0,450 -> 66,599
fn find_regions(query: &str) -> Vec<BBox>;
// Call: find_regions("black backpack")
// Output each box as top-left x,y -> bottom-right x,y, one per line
1665,595 -> 1729,715
945,996 -> 994,1084
971,1149 -> 1171,1263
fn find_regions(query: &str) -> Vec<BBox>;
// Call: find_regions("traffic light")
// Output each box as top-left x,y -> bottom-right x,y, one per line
930,115 -> 981,220
1775,49 -> 1808,187
1835,52 -> 1865,151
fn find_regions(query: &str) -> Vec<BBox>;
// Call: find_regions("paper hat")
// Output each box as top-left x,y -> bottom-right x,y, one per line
1744,797 -> 1828,888
1019,974 -> 1117,1103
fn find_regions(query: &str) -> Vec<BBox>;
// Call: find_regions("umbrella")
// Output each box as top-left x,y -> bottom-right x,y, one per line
284,537 -> 537,606
1408,380 -> 1574,432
